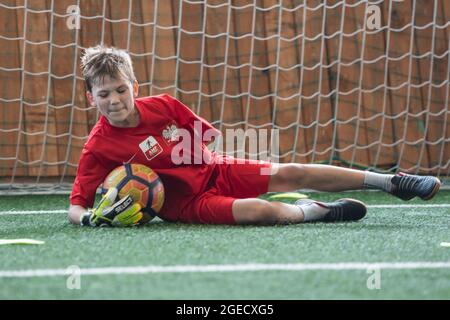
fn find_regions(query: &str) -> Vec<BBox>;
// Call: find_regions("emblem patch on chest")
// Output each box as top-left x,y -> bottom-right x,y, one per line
139,136 -> 163,161
162,122 -> 180,145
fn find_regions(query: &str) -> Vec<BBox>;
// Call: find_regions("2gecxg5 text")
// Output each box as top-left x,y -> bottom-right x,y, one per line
176,304 -> 274,317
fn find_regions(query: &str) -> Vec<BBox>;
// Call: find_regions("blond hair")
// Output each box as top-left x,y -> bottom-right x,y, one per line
80,45 -> 136,92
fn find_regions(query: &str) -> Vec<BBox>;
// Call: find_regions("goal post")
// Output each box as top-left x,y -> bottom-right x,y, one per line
0,0 -> 449,194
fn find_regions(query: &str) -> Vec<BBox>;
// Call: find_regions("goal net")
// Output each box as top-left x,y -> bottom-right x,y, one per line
0,0 -> 449,193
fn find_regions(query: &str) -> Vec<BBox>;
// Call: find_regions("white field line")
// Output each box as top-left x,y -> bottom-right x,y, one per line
0,210 -> 67,215
368,204 -> 450,209
1,204 -> 450,216
0,262 -> 450,278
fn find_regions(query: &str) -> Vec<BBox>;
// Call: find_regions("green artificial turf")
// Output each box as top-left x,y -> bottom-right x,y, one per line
0,190 -> 449,299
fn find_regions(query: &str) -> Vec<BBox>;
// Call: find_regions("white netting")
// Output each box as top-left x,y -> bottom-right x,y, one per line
0,0 -> 449,194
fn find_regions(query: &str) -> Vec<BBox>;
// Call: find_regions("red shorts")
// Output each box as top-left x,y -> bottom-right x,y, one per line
178,156 -> 272,225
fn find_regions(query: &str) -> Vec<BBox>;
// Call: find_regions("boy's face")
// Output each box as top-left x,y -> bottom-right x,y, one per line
86,75 -> 139,127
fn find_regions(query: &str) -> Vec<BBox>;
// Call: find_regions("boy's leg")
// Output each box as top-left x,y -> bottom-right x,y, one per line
268,163 -> 441,200
268,164 -> 365,192
182,158 -> 365,225
232,198 -> 303,224
232,197 -> 367,225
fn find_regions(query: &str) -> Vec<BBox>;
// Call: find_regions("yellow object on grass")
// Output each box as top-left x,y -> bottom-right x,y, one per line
265,192 -> 308,203
0,239 -> 45,245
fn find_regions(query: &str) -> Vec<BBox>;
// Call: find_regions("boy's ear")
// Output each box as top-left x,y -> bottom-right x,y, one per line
86,91 -> 96,107
133,80 -> 139,98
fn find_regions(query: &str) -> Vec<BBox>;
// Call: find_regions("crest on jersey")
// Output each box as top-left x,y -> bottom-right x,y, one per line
139,135 -> 163,161
162,122 -> 180,145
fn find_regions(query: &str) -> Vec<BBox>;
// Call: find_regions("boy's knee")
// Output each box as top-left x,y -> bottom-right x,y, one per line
271,163 -> 306,190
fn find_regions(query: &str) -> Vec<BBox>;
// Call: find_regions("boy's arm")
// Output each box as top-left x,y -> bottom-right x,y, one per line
68,204 -> 88,225
70,148 -> 107,210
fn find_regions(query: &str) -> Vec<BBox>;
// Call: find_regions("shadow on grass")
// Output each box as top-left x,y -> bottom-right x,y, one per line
55,215 -> 433,235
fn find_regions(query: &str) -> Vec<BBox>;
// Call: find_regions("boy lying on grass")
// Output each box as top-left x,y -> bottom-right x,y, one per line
68,46 -> 441,227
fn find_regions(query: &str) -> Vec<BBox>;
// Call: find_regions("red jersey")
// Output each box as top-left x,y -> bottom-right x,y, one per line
70,94 -> 221,219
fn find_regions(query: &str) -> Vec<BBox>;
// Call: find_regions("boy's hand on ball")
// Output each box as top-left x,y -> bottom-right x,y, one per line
93,195 -> 143,227
81,188 -> 144,227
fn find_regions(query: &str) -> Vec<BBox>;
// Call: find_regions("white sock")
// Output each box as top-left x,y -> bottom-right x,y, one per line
363,172 -> 394,192
298,201 -> 330,222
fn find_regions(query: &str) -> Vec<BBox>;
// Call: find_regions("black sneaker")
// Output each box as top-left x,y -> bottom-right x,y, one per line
391,173 -> 441,201
295,198 -> 367,222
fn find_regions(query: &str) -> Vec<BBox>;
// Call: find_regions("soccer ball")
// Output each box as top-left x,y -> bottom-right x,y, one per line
102,163 -> 165,225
